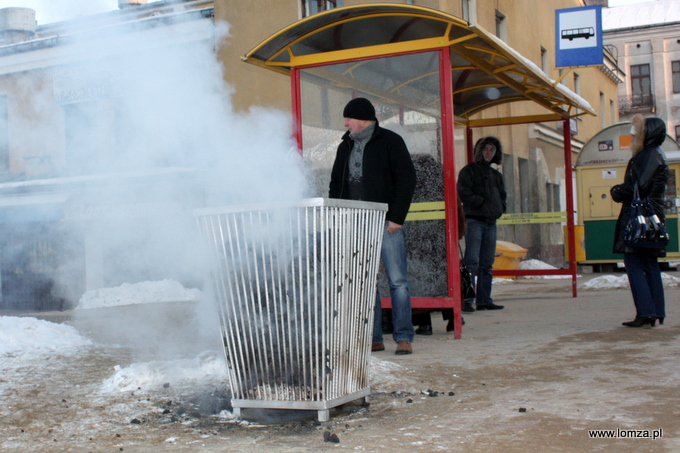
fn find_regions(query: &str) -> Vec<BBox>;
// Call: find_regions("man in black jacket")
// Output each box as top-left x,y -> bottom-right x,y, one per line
329,97 -> 416,355
457,136 -> 507,312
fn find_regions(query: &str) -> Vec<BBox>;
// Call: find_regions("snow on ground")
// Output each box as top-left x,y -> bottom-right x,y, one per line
581,272 -> 680,290
2,271 -> 679,406
77,279 -> 201,309
101,350 -> 228,394
0,316 -> 92,362
518,259 -> 576,279
489,259 -> 575,284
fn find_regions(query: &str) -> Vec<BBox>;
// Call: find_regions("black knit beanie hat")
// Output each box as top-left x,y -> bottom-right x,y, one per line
343,98 -> 376,121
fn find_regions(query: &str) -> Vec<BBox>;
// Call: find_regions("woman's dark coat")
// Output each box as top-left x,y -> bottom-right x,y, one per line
610,118 -> 669,256
329,120 -> 416,225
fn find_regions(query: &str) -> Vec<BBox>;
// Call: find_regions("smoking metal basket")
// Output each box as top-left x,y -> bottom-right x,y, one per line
194,198 -> 387,421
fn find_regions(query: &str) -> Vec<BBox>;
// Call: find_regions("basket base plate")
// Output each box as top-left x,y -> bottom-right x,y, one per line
231,387 -> 370,422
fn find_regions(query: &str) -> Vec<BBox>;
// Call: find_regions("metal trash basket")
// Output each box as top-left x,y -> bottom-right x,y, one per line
195,198 -> 387,421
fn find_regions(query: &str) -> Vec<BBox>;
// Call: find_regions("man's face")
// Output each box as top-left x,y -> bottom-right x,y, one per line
483,144 -> 496,162
344,117 -> 370,134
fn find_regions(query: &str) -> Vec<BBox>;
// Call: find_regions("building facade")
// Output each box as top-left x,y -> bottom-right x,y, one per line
602,0 -> 680,140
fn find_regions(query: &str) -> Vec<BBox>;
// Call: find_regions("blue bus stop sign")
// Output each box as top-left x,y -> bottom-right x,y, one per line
555,5 -> 603,68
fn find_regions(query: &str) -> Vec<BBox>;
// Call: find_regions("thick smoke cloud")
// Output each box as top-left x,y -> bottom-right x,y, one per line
12,0 -> 118,25
5,9 -> 310,358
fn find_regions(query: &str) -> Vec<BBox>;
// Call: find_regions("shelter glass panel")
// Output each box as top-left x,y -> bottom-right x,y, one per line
300,51 -> 443,198
0,95 -> 8,174
299,50 -> 447,297
290,17 -> 448,57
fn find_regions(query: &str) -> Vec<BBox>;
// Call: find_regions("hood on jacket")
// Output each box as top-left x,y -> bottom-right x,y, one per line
473,136 -> 503,165
644,117 -> 666,149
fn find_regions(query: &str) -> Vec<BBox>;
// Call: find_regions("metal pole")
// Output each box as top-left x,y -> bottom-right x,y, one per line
291,68 -> 303,154
440,47 -> 462,338
563,118 -> 578,298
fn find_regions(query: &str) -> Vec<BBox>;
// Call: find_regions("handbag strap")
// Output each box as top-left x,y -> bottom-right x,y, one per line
631,181 -> 643,208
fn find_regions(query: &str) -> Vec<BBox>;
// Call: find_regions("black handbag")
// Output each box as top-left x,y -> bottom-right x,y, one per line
460,253 -> 476,300
623,182 -> 670,248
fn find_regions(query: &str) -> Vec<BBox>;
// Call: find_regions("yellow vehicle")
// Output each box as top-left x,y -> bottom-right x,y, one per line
575,122 -> 680,264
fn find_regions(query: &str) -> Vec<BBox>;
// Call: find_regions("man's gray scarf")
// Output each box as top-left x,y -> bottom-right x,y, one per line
348,122 -> 375,183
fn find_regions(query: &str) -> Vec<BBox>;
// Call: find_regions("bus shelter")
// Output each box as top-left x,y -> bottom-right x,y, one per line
243,3 -> 595,338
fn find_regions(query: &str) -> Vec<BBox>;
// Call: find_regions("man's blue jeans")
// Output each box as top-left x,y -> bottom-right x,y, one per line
373,222 -> 414,344
463,218 -> 497,307
623,253 -> 665,318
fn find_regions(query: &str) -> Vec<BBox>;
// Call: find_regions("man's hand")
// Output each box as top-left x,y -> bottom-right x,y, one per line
386,221 -> 402,234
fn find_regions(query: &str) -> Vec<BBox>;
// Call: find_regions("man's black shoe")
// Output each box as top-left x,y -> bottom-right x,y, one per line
415,325 -> 433,335
462,302 -> 475,313
476,303 -> 504,310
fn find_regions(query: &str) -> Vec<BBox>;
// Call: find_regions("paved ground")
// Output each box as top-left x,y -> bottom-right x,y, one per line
2,270 -> 679,452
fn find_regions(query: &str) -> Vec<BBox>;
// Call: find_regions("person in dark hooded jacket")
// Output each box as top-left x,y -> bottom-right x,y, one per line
611,114 -> 669,328
457,136 -> 507,312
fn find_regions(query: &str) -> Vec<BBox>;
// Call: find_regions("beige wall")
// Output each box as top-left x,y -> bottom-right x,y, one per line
214,0 -> 298,112
0,72 -> 64,175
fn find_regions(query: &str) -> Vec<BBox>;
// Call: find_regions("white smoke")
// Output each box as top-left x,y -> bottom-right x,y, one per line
4,7 -> 310,359
9,0 -> 118,25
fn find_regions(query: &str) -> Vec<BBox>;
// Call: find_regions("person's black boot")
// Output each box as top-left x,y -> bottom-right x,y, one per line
415,325 -> 433,335
445,317 -> 465,332
622,317 -> 656,328
382,309 -> 393,334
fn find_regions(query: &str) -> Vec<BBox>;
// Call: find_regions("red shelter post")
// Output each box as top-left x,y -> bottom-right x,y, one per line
563,118 -> 578,297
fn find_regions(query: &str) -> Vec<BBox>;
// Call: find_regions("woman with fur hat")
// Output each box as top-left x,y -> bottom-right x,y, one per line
457,136 -> 507,312
611,114 -> 669,328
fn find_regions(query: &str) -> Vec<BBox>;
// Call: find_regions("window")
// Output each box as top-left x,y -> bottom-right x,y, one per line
631,63 -> 651,107
540,47 -> 548,73
673,60 -> 680,93
63,101 -> 98,175
502,153 -> 515,213
610,99 -> 615,125
518,157 -> 530,213
573,73 -> 581,96
301,0 -> 342,18
0,95 -> 8,173
462,0 -> 477,23
676,125 -> 680,143
599,92 -> 605,129
546,183 -> 560,212
495,10 -> 507,42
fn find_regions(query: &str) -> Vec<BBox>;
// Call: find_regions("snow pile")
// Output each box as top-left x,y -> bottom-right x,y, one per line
518,259 -> 576,279
0,316 -> 92,363
101,351 -> 228,393
581,273 -> 680,290
581,274 -> 629,290
78,280 -> 201,309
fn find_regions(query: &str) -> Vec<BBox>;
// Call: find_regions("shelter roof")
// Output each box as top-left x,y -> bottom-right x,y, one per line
243,3 -> 595,125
